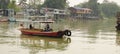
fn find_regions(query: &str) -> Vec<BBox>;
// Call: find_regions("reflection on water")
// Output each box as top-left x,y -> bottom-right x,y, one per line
20,35 -> 71,54
0,22 -> 21,37
1,18 -> 120,54
116,31 -> 120,46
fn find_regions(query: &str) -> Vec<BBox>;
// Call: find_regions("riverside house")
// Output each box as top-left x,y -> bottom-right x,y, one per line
40,8 -> 67,20
68,7 -> 92,19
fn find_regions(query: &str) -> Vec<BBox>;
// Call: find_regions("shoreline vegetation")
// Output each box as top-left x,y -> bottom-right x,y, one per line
0,0 -> 119,20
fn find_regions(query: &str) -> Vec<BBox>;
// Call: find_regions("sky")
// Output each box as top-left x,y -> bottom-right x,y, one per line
68,0 -> 120,7
16,0 -> 120,7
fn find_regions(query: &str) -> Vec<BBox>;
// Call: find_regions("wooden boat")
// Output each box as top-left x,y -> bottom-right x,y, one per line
19,21 -> 71,38
20,28 -> 71,38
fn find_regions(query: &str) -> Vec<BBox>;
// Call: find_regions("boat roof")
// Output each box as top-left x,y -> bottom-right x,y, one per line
39,21 -> 54,23
16,20 -> 54,23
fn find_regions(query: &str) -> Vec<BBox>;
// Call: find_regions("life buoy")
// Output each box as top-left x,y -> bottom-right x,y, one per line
64,30 -> 71,36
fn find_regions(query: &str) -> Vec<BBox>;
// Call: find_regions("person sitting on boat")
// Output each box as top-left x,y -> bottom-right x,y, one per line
44,24 -> 53,32
29,24 -> 34,29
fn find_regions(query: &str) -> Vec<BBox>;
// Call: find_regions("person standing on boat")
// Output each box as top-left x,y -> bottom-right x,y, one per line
29,24 -> 34,29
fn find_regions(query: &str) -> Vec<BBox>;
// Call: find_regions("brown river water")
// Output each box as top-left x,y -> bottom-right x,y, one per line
0,18 -> 120,54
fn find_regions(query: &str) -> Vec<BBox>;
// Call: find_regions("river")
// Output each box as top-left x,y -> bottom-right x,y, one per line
0,18 -> 120,54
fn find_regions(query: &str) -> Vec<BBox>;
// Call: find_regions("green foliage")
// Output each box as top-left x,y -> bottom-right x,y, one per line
28,0 -> 42,9
42,0 -> 67,9
75,0 -> 101,17
0,0 -> 10,9
100,2 -> 120,18
88,0 -> 101,16
75,0 -> 120,18
8,1 -> 16,9
8,1 -> 20,12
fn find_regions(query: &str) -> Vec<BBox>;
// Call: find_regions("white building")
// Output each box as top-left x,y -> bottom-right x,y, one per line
40,8 -> 67,19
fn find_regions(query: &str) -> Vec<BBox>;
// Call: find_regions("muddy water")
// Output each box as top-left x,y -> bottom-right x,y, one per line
0,19 -> 120,54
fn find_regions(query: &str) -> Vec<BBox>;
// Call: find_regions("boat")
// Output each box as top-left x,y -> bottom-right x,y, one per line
20,28 -> 71,38
18,8 -> 71,38
19,21 -> 71,38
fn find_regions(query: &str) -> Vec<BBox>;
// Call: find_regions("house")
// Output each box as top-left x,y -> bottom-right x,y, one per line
68,7 -> 92,19
40,8 -> 67,20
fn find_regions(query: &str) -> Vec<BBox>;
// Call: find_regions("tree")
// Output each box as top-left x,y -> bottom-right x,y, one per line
8,0 -> 20,12
75,0 -> 120,18
87,0 -> 100,16
29,0 -> 41,5
29,0 -> 41,8
0,0 -> 10,9
42,0 -> 67,9
19,0 -> 27,5
8,1 -> 16,9
75,0 -> 101,17
100,1 -> 120,17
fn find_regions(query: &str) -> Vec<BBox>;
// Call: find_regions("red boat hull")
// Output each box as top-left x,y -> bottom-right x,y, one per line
20,29 -> 65,38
